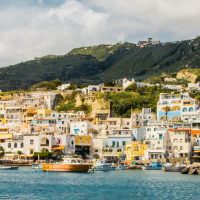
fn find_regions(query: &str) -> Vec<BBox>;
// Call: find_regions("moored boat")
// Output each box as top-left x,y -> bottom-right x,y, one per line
42,157 -> 92,173
128,162 -> 143,170
163,163 -> 186,172
0,165 -> 18,170
94,159 -> 113,171
142,162 -> 162,170
32,164 -> 42,170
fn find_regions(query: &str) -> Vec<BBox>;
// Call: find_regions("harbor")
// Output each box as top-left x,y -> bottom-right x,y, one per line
0,167 -> 199,200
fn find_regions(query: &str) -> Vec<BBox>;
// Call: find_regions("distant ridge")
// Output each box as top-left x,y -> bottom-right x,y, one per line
1,36 -> 200,91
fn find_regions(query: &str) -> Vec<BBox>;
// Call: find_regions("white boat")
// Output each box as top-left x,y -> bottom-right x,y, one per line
94,159 -> 113,171
142,162 -> 162,170
0,165 -> 18,170
163,163 -> 186,172
32,164 -> 42,170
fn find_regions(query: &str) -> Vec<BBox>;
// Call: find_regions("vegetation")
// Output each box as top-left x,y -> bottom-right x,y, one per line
0,146 -> 4,158
102,91 -> 155,117
1,36 -> 200,91
31,80 -> 62,90
56,92 -> 92,114
33,151 -> 52,161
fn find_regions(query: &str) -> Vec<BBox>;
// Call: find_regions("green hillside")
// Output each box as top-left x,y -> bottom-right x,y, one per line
1,37 -> 200,91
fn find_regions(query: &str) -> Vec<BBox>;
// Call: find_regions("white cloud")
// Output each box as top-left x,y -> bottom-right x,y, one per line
0,0 -> 200,66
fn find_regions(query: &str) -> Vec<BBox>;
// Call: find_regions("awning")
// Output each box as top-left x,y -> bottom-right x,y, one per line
0,134 -> 12,140
51,145 -> 65,150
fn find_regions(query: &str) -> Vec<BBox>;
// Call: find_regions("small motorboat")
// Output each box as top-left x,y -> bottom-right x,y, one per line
94,159 -> 113,171
0,165 -> 18,170
142,162 -> 162,170
163,163 -> 186,172
32,164 -> 42,170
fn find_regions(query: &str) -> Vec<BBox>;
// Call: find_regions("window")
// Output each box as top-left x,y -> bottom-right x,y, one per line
30,149 -> 33,154
173,139 -> 178,143
122,141 -> 126,146
30,140 -> 34,145
189,107 -> 193,112
117,141 -> 119,147
159,134 -> 163,140
14,143 -> 17,148
112,141 -> 115,147
21,143 -> 24,148
174,146 -> 178,150
180,146 -> 183,150
182,108 -> 187,112
8,143 -> 11,148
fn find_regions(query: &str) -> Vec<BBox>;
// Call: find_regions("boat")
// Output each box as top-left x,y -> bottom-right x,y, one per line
32,164 -> 42,170
128,162 -> 143,170
116,165 -> 128,170
163,163 -> 186,172
0,165 -> 18,170
142,162 -> 162,170
94,159 -> 113,171
42,157 -> 92,173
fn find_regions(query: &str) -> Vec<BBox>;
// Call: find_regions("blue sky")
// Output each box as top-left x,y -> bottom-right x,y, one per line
0,0 -> 200,66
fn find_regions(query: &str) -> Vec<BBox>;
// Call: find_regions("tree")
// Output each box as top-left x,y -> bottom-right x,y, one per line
0,146 -> 5,158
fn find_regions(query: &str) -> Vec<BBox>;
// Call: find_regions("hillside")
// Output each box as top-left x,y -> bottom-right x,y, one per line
1,36 -> 200,91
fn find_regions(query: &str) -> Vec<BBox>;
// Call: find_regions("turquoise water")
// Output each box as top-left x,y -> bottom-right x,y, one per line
0,168 -> 199,200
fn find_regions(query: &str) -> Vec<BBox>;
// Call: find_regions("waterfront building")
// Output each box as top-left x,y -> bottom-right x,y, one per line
167,128 -> 192,159
144,126 -> 168,160
191,129 -> 200,162
125,141 -> 147,163
23,134 -> 75,155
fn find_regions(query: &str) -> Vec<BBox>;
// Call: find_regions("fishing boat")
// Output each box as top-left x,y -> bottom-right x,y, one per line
163,163 -> 186,172
0,165 -> 18,170
128,162 -> 143,170
42,157 -> 92,173
94,159 -> 113,171
142,162 -> 162,170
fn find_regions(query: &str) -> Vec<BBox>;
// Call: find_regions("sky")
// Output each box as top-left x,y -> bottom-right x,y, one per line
0,0 -> 200,67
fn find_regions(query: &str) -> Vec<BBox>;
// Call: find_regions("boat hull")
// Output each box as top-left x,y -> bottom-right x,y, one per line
94,165 -> 113,171
163,166 -> 185,172
0,166 -> 18,170
42,163 -> 92,173
142,166 -> 162,170
128,165 -> 142,170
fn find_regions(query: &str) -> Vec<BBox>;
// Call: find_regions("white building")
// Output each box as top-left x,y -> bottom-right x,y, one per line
70,121 -> 92,135
57,83 -> 70,91
157,93 -> 198,122
188,82 -> 200,91
144,126 -> 168,160
114,78 -> 135,89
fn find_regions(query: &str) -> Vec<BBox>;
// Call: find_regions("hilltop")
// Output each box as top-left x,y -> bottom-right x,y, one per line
1,36 -> 200,91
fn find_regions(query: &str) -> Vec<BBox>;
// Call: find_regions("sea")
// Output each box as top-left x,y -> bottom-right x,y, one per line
0,168 -> 199,200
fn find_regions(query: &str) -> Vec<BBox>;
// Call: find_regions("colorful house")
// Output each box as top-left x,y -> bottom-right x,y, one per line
125,141 -> 147,163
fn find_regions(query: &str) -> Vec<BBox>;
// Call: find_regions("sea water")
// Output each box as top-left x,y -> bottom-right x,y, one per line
0,168 -> 199,200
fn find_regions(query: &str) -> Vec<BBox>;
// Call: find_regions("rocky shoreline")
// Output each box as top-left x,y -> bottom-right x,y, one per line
181,163 -> 200,175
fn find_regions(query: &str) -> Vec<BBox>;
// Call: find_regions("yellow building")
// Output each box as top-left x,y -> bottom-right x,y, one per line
125,141 -> 147,163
